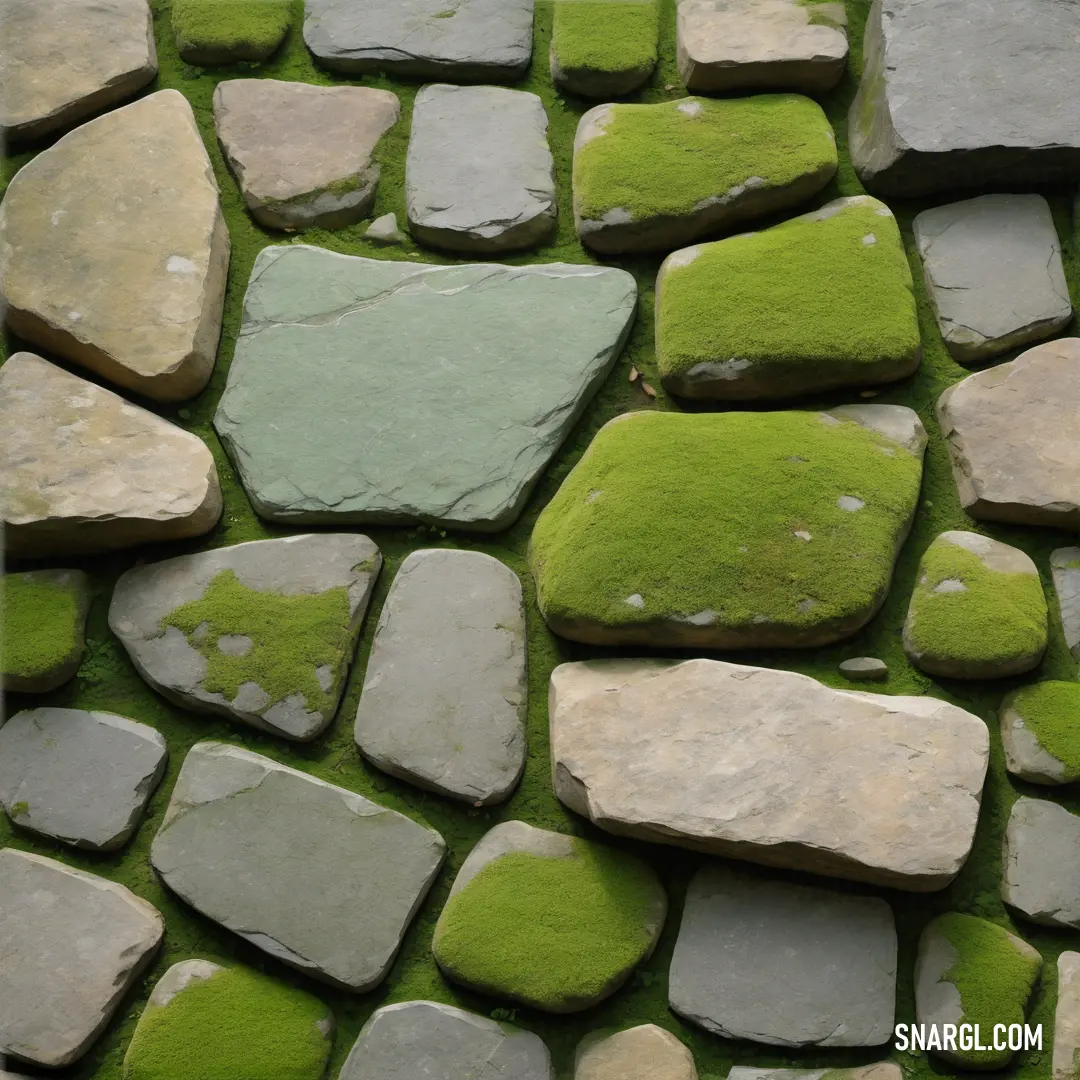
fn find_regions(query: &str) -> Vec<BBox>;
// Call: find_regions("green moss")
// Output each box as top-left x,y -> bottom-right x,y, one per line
433,841 -> 662,1011
123,966 -> 330,1080
796,0 -> 847,28
161,570 -> 350,717
573,94 -> 837,223
1,573 -> 83,679
172,0 -> 293,61
552,1 -> 659,75
1005,681 -> 1080,775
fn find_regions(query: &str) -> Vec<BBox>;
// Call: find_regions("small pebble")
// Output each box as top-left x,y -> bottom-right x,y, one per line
839,657 -> 889,682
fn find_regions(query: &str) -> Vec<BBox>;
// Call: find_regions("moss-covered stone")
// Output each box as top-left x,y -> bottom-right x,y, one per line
172,0 -> 294,65
656,196 -> 921,400
1002,680 -> 1080,785
550,0 -> 659,97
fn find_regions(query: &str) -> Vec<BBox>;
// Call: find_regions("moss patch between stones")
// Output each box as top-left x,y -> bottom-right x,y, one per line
552,1 -> 659,75
1006,681 -> 1080,775
172,0 -> 293,60
1,573 -> 82,679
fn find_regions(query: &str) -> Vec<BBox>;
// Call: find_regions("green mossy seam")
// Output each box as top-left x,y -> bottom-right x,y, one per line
1006,681 -> 1080,776
173,0 -> 293,61
0,574 -> 82,679
552,1 -> 659,76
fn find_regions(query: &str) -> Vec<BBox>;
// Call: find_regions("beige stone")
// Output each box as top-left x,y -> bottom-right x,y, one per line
0,354 -> 221,557
937,338 -> 1080,529
1054,952 -> 1080,1080
729,1067 -> 902,1080
0,90 -> 229,402
550,658 -> 989,891
213,80 -> 400,231
576,1025 -> 697,1080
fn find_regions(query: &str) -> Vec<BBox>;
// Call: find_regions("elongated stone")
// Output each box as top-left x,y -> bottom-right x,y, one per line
1052,548 -> 1080,662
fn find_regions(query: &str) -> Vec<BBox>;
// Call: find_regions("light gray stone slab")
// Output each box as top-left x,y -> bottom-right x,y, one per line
1052,547 -> 1080,663
729,1067 -> 901,1080
1003,797 -> 1080,929
1054,952 -> 1080,1080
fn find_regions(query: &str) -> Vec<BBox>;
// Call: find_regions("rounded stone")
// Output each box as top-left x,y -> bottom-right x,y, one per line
575,1025 -> 697,1080
838,657 -> 888,682
1001,681 -> 1080,786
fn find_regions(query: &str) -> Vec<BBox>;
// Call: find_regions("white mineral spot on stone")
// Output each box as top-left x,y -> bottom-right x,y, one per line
837,495 -> 865,511
933,578 -> 967,594
862,233 -> 877,245
625,594 -> 645,608
679,609 -> 717,626
166,255 -> 198,274
794,530 -> 812,541
586,489 -> 604,502
797,598 -> 817,612
678,100 -> 704,116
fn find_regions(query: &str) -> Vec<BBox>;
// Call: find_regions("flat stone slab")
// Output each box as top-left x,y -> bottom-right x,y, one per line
550,0 -> 659,97
0,353 -> 222,557
938,338 -> 1080,529
304,0 -> 534,79
656,196 -> 920,400
530,406 -> 926,648
0,848 -> 163,1068
850,0 -> 1080,197
0,0 -> 156,142
173,0 -> 293,64
215,246 -> 635,531
1052,547 -> 1080,662
576,1025 -> 697,1080
669,867 -> 896,1046
110,534 -> 381,742
677,0 -> 847,94
406,84 -> 555,253
573,94 -> 836,254
355,549 -> 525,805
729,1067 -> 901,1080
0,708 -> 166,850
1003,797 -> 1080,930
1002,681 -> 1080,786
340,1000 -> 553,1080
550,659 -> 989,890
0,90 -> 229,402
1055,952 -> 1080,1080
213,80 -> 399,231
151,742 -> 445,991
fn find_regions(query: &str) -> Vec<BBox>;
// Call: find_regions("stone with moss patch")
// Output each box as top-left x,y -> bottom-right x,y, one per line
550,0 -> 659,97
1052,547 -> 1080,663
572,94 -> 837,253
1002,681 -> 1080,786
172,0 -> 293,65
1054,952 -> 1080,1080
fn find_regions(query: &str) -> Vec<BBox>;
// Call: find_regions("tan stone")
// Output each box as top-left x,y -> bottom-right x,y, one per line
0,354 -> 221,557
576,1025 -> 697,1080
550,658 -> 989,891
0,90 -> 229,402
1054,952 -> 1080,1080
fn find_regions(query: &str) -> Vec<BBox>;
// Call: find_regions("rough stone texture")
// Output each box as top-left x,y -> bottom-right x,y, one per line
677,0 -> 847,94
1052,547 -> 1080,663
0,91 -> 230,401
110,534 -> 381,742
406,84 -> 555,254
1002,797 -> 1080,930
215,246 -> 635,530
669,867 -> 896,1046
339,1000 -> 553,1080
937,339 -> 1080,529
0,708 -> 167,851
213,79 -> 399,231
1054,952 -> 1080,1080
838,657 -> 888,682
355,549 -> 526,805
0,848 -> 163,1068
304,0 -> 534,79
576,1025 -> 697,1080
729,1068 -> 901,1080
150,742 -> 445,991
914,195 -> 1071,364
0,0 -> 156,142
551,658 -> 989,891
365,212 -> 406,244
0,354 -> 222,557
1001,683 -> 1080,786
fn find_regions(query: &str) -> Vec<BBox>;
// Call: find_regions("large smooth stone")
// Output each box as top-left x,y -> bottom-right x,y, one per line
575,1025 -> 697,1080
1055,953 -> 1080,1080
0,353 -> 222,557
110,534 -> 381,742
150,742 -> 445,991
550,658 -> 989,890
0,849 -> 163,1068
1052,548 -> 1080,662
1002,682 -> 1080,786
215,246 -> 635,531
0,91 -> 229,401
1002,797 -> 1080,930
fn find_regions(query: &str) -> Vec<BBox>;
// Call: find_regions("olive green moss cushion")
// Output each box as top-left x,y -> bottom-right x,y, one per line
173,0 -> 293,65
550,0 -> 659,95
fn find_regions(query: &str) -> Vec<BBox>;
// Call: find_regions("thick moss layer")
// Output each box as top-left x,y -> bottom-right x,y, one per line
1006,681 -> 1080,775
173,0 -> 293,61
552,1 -> 659,75
0,573 -> 83,680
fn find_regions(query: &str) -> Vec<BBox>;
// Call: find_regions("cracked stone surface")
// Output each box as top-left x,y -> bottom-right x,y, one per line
576,1024 -> 698,1080
150,742 -> 446,991
1002,797 -> 1080,930
1052,547 -> 1080,662
406,84 -> 555,253
550,658 -> 989,890
110,534 -> 381,742
214,245 -> 636,530
1054,952 -> 1080,1080
669,866 -> 896,1046
729,1068 -> 901,1080
0,848 -> 163,1068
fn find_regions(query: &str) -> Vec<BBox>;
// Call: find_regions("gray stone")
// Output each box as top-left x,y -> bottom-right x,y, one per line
575,1025 -> 697,1080
838,657 -> 888,682
1052,547 -> 1080,663
365,212 -> 406,244
1001,681 -> 1080,786
1054,952 -> 1080,1080
914,195 -> 1071,364
340,1000 -> 553,1080
850,0 -> 1080,197
1002,797 -> 1080,929
109,534 -> 381,742
729,1067 -> 901,1080
304,0 -> 534,79
550,658 -> 989,891
355,549 -> 525,805
150,742 -> 445,991
215,246 -> 636,531
0,708 -> 167,850
213,80 -> 400,232
669,866 -> 896,1046
0,849 -> 163,1068
406,84 -> 555,254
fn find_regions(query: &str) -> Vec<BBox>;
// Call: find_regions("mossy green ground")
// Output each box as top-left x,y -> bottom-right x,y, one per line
1006,681 -> 1080,776
552,1 -> 659,76
1,573 -> 82,679
2,0 -> 1079,1077
172,0 -> 293,60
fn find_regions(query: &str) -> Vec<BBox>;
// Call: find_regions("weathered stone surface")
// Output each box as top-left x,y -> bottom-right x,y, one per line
1052,548 -> 1080,663
150,743 -> 445,991
838,657 -> 888,682
729,1067 -> 901,1080
213,79 -> 399,231
669,867 -> 896,1046
406,84 -> 554,253
215,246 -> 635,530
0,354 -> 222,557
1001,681 -> 1080,786
0,708 -> 167,851
340,1000 -> 553,1080
365,212 -> 406,244
937,339 -> 1080,529
551,659 -> 989,890
0,848 -> 163,1068
0,0 -> 156,141
1054,952 -> 1080,1080
0,91 -> 229,401
355,549 -> 525,805
1003,797 -> 1080,929
677,0 -> 847,94
304,0 -> 534,79
576,1025 -> 697,1080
